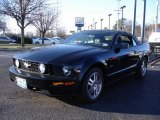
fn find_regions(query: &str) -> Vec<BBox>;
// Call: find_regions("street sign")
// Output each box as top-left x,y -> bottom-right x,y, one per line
75,17 -> 84,27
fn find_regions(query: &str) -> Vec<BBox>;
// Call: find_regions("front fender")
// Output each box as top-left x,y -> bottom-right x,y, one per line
78,57 -> 107,81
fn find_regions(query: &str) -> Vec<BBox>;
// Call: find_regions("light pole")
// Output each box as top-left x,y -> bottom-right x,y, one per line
141,0 -> 146,43
95,22 -> 97,30
155,0 -> 159,31
132,0 -> 137,35
90,24 -> 93,30
120,6 -> 126,31
108,14 -> 112,30
100,19 -> 103,30
114,0 -> 121,30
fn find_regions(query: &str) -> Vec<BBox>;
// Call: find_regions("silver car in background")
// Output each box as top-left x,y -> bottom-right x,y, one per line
0,36 -> 16,44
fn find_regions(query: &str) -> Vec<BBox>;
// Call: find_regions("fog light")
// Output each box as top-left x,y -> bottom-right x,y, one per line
64,82 -> 76,86
52,82 -> 75,86
15,59 -> 20,68
63,66 -> 71,76
39,64 -> 46,74
52,82 -> 64,86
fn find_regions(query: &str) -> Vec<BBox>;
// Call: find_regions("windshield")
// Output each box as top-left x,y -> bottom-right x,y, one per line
62,31 -> 114,49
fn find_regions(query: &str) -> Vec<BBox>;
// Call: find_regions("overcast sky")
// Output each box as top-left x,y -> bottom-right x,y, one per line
6,0 -> 159,35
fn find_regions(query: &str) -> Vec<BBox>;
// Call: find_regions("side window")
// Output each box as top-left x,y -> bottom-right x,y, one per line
120,35 -> 137,47
121,36 -> 132,47
132,38 -> 137,46
115,35 -> 136,48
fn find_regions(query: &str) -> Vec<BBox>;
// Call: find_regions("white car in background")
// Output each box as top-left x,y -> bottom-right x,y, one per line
148,31 -> 160,44
32,37 -> 61,44
51,37 -> 62,44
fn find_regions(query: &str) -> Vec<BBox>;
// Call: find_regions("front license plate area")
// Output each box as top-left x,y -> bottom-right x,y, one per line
16,77 -> 27,89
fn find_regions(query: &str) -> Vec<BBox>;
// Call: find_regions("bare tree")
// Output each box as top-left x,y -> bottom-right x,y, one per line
32,9 -> 59,44
0,17 -> 6,36
57,28 -> 67,39
0,0 -> 46,47
0,21 -> 4,31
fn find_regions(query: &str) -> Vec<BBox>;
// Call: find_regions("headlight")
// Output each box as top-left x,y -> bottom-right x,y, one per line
15,59 -> 20,68
63,66 -> 71,76
39,64 -> 46,74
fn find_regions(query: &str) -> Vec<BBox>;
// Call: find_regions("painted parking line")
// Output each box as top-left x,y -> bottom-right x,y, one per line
0,54 -> 13,58
0,52 -> 19,58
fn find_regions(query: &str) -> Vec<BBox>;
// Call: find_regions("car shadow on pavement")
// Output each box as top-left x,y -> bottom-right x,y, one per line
53,70 -> 160,115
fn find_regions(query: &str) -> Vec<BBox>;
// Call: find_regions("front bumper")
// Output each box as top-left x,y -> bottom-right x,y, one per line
9,66 -> 80,93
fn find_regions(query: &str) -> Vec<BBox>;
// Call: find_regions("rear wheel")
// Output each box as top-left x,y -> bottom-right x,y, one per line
35,42 -> 39,44
81,68 -> 104,102
137,57 -> 147,78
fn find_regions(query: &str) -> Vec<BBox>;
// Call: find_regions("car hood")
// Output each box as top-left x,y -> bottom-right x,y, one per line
14,44 -> 107,64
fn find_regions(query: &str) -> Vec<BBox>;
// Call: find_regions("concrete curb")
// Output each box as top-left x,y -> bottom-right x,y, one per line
0,48 -> 30,51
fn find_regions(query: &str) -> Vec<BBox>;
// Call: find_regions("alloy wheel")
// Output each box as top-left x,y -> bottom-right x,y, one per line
87,72 -> 102,99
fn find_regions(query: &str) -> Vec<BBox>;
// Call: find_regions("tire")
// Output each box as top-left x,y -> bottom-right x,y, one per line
136,57 -> 147,78
35,42 -> 39,44
80,68 -> 104,102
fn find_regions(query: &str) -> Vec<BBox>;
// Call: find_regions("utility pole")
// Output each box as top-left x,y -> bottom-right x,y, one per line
100,19 -> 103,30
132,0 -> 137,35
141,0 -> 146,43
93,18 -> 95,29
114,0 -> 121,30
90,24 -> 93,30
108,14 -> 112,30
155,0 -> 159,31
95,22 -> 97,30
55,0 -> 59,36
120,6 -> 126,31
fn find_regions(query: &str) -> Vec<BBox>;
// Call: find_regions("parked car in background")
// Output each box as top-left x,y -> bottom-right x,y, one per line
137,36 -> 147,43
148,31 -> 160,45
0,36 -> 16,44
32,37 -> 61,44
51,37 -> 62,44
11,36 -> 21,43
148,30 -> 160,54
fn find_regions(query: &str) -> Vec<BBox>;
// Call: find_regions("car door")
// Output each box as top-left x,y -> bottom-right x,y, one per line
127,35 -> 140,66
107,34 -> 127,76
116,34 -> 139,72
108,34 -> 138,76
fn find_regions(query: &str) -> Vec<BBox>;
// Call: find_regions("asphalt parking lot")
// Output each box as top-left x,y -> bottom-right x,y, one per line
0,51 -> 160,120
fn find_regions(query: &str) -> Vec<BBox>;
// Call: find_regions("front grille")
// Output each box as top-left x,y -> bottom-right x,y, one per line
19,60 -> 40,73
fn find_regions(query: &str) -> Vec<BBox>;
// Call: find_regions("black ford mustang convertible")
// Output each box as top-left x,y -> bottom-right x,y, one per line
9,30 -> 150,102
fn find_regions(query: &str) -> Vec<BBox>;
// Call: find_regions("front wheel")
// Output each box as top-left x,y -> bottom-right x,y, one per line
81,68 -> 104,102
136,57 -> 147,78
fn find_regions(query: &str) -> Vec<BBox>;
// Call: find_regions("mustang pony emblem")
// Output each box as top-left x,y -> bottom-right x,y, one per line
24,62 -> 31,68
